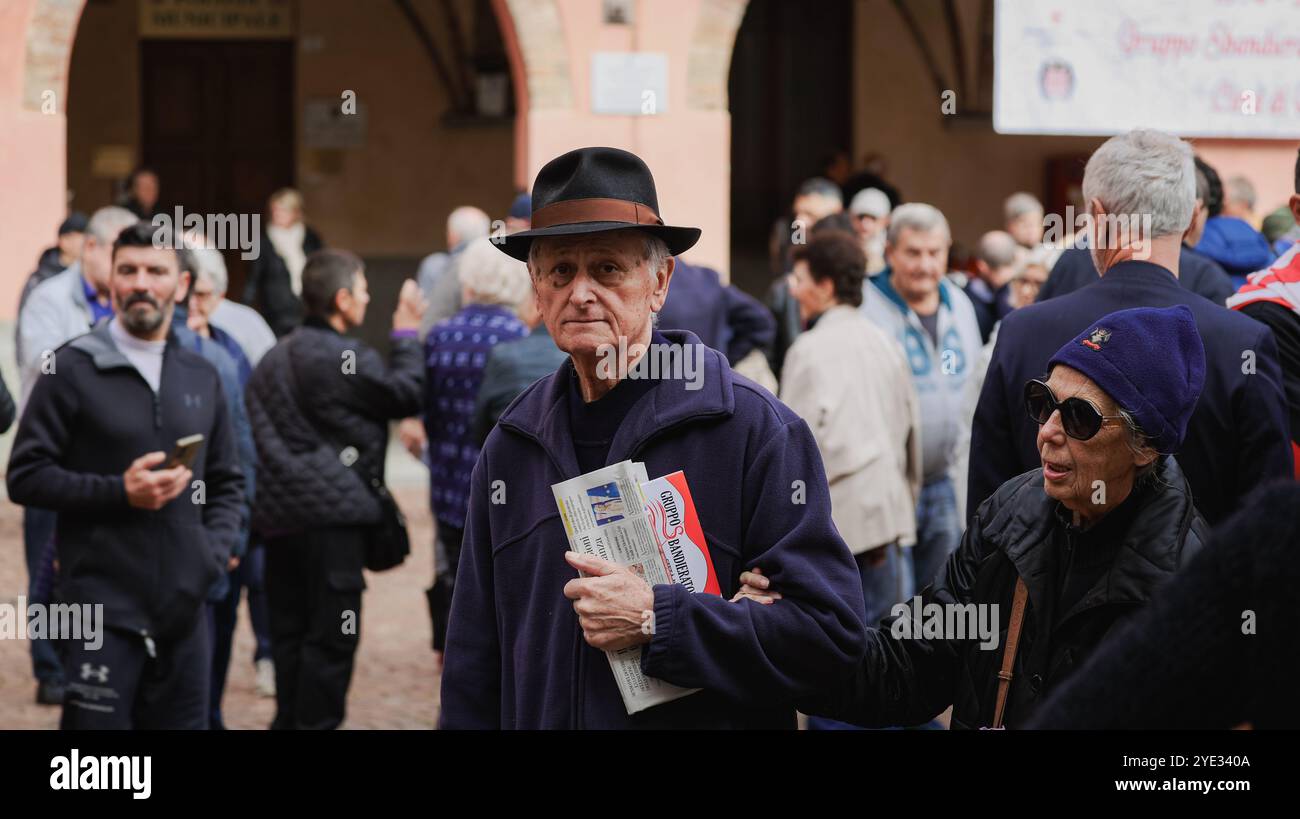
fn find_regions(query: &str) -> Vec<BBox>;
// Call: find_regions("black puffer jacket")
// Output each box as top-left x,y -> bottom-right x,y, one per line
805,457 -> 1209,729
245,318 -> 423,536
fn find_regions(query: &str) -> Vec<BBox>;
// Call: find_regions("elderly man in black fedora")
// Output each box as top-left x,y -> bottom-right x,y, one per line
439,147 -> 866,729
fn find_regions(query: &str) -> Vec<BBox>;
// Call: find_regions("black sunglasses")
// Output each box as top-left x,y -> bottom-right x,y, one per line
1023,379 -> 1125,441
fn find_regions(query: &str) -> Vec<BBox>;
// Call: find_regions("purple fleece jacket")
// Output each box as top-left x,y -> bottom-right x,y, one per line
439,330 -> 866,728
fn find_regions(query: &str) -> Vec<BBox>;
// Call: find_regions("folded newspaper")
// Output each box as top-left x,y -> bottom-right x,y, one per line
552,460 -> 720,714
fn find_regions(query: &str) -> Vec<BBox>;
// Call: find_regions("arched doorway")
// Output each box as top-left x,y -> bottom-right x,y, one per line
727,0 -> 853,297
60,0 -> 519,322
9,0 -> 761,320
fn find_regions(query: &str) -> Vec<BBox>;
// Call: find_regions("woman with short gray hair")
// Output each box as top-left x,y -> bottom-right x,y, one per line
423,236 -> 531,659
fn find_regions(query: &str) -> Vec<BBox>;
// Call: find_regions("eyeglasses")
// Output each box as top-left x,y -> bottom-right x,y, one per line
1023,379 -> 1125,441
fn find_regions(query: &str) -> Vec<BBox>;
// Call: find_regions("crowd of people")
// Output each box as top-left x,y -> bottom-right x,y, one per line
7,127 -> 1299,730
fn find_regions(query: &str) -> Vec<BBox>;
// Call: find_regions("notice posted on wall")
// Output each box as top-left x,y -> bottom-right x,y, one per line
994,0 -> 1300,138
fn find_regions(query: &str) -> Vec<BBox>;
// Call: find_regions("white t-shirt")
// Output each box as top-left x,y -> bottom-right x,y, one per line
109,317 -> 167,393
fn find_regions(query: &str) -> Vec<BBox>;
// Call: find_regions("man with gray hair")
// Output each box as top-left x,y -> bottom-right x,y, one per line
417,205 -> 491,334
849,187 -> 891,274
1036,156 -> 1235,305
969,128 -> 1292,526
187,246 -> 277,366
861,202 -> 982,599
1005,192 -> 1045,250
401,205 -> 497,471
18,206 -> 138,406
440,147 -> 865,729
766,177 -> 846,377
1222,175 -> 1258,223
1195,160 -> 1274,283
965,230 -> 1020,342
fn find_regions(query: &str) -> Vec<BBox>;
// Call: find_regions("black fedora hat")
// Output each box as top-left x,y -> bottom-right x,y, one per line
495,146 -> 701,262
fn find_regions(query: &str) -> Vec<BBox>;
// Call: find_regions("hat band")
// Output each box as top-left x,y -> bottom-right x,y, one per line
531,198 -> 664,229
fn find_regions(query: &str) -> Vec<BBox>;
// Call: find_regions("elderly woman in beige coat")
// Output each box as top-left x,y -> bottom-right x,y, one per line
779,230 -> 921,626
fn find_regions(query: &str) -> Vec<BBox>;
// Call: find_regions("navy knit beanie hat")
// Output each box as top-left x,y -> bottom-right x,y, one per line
1047,305 -> 1205,453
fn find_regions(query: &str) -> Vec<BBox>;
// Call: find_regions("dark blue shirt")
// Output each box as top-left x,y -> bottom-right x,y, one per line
82,276 -> 114,324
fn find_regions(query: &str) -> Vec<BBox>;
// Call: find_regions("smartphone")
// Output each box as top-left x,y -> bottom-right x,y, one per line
166,434 -> 205,470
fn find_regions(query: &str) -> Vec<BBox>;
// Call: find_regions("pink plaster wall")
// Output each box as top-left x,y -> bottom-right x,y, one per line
1194,139 -> 1300,219
0,0 -> 73,322
525,0 -> 733,276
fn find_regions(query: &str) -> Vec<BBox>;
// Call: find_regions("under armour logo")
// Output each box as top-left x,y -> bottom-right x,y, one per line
80,663 -> 109,683
184,394 -> 202,409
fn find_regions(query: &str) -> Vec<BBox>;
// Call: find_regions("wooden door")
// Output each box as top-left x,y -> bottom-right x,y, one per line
140,40 -> 294,300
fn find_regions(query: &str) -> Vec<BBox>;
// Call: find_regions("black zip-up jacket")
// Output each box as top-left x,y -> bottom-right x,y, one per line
244,318 -> 423,536
7,321 -> 245,642
804,457 -> 1208,729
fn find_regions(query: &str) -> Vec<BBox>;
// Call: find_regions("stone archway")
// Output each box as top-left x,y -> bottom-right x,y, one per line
20,0 -> 85,112
687,0 -> 749,111
2,0 -> 756,308
0,0 -> 85,320
489,0 -> 750,271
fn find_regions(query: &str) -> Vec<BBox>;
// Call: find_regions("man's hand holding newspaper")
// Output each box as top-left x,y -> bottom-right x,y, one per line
563,551 -> 655,652
553,459 -> 723,714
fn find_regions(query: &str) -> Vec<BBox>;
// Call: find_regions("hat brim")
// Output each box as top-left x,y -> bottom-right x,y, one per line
492,221 -> 701,262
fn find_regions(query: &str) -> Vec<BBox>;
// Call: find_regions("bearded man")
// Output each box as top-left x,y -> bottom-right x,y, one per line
8,221 -> 245,729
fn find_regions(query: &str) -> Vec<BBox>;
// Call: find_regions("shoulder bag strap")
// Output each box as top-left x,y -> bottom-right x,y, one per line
991,576 -> 1029,730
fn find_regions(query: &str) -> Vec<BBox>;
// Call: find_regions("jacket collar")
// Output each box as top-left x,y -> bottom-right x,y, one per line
871,267 -> 953,315
302,315 -> 340,334
458,302 -> 515,322
497,329 -> 734,480
1096,259 -> 1180,291
61,261 -> 90,313
982,456 -> 1196,620
810,303 -> 859,328
68,319 -> 179,373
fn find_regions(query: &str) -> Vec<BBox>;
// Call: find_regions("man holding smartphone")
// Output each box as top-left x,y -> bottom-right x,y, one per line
7,222 -> 245,729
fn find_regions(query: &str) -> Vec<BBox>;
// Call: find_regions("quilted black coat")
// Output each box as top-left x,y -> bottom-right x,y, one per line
245,318 -> 423,536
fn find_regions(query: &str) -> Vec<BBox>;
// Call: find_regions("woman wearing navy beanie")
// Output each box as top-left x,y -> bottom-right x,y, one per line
738,304 -> 1211,729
